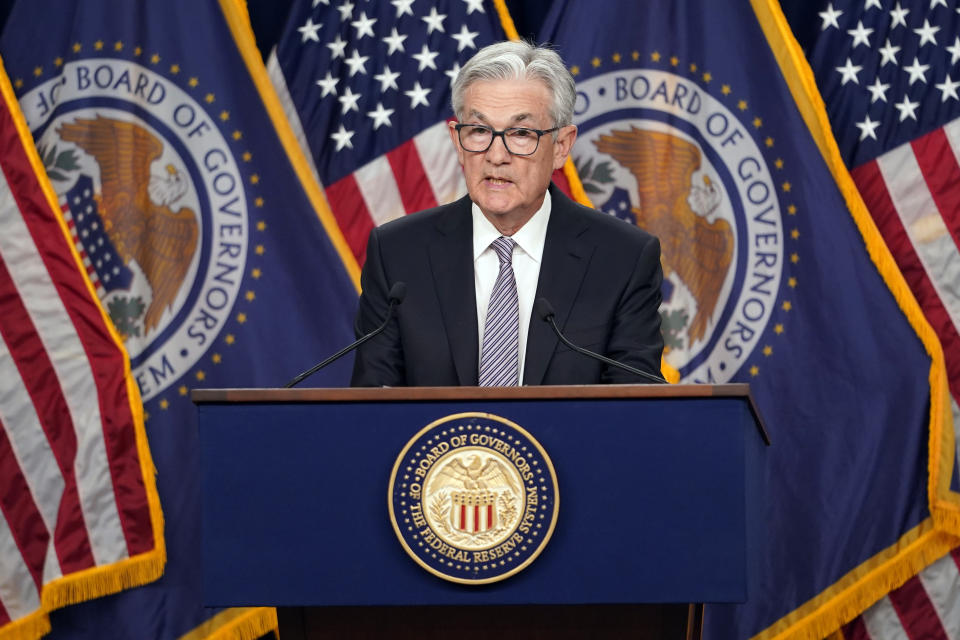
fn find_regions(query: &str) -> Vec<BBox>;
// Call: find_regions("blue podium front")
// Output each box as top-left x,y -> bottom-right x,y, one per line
194,385 -> 766,608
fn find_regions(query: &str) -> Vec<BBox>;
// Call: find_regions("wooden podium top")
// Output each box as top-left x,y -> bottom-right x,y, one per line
192,383 -> 768,443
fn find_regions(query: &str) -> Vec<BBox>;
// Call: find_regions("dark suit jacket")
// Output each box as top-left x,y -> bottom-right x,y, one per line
350,185 -> 664,386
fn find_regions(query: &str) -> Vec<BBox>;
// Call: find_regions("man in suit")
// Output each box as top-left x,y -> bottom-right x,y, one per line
351,40 -> 663,387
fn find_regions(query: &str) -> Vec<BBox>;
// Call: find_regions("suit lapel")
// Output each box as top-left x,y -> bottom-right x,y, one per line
524,188 -> 593,385
428,196 -> 479,385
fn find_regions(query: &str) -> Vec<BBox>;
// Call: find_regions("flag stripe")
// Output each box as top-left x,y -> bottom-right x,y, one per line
0,416 -> 48,593
0,166 -> 126,565
386,138 -> 438,213
413,120 -> 466,207
0,497 -> 41,622
917,552 -> 960,637
325,174 -> 375,264
913,127 -> 960,256
874,144 -> 960,334
3,152 -> 155,558
862,597 -> 910,640
843,616 -> 871,640
852,161 -> 960,402
0,287 -> 88,577
886,575 -> 949,639
354,154 -> 406,227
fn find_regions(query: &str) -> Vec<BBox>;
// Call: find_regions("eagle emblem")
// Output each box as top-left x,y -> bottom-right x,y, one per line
57,115 -> 198,335
594,126 -> 734,345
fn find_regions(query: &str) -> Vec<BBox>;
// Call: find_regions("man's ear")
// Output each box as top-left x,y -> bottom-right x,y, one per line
552,124 -> 578,170
448,121 -> 466,166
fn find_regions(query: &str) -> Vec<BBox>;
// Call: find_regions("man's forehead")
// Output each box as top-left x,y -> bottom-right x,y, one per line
461,77 -> 552,124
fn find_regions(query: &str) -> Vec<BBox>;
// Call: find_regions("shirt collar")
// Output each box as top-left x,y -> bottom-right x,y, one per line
472,189 -> 552,262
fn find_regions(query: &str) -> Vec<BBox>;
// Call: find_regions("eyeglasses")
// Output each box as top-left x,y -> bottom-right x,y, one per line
453,123 -> 559,156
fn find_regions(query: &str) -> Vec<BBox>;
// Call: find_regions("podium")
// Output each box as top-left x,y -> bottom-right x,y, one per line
194,384 -> 767,639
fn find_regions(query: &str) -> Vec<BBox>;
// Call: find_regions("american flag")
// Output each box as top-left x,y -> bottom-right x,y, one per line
808,1 -> 960,637
0,62 -> 163,638
269,0 -> 510,265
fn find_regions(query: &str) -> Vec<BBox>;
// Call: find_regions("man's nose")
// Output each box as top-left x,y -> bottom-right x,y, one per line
485,133 -> 511,162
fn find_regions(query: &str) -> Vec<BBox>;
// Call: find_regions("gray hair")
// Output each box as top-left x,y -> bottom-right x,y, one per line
451,40 -> 576,129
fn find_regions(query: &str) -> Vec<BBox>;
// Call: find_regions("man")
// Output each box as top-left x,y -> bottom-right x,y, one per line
351,40 -> 663,387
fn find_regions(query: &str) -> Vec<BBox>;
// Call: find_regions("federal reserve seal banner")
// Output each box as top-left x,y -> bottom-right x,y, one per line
389,413 -> 559,584
540,1 -> 959,639
0,1 -> 359,638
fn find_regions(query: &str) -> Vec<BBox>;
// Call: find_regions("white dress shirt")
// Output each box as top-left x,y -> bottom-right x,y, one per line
472,190 -> 552,383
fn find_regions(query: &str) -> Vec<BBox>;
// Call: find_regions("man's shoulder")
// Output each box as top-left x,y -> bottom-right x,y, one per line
551,187 -> 659,247
373,195 -> 470,241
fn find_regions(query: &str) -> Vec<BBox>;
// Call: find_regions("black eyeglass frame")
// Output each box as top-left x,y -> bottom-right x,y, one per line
453,123 -> 561,156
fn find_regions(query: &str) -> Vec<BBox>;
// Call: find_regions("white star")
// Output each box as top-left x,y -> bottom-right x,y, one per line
326,34 -> 347,59
404,81 -> 431,108
367,102 -> 395,129
462,0 -> 486,14
351,11 -> 377,39
914,19 -> 940,47
298,17 -> 322,43
412,44 -> 440,71
865,0 -> 882,8
931,0 -> 947,8
336,1 -> 355,21
315,71 -> 338,97
936,74 -> 960,101
855,115 -> 880,141
451,24 -> 479,52
338,86 -> 361,113
890,2 -> 909,28
445,62 -> 462,86
904,57 -> 930,84
382,27 -> 407,55
374,65 -> 400,91
391,0 -> 414,17
330,124 -> 354,151
894,94 -> 920,121
878,39 -> 901,66
313,0 -> 329,6
866,77 -> 890,103
835,57 -> 862,85
847,20 -> 873,48
422,7 -> 447,34
819,3 -> 843,30
343,49 -> 369,76
947,36 -> 960,64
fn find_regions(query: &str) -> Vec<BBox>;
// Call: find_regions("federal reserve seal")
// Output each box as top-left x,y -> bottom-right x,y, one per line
388,413 -> 559,584
568,52 -> 800,384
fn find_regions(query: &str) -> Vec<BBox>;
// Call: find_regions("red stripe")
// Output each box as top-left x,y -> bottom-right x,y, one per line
0,253 -> 95,572
460,504 -> 466,531
551,168 -> 573,199
474,505 -> 479,532
0,416 -> 48,591
841,615 -> 870,640
951,546 -> 960,568
386,140 -> 438,214
851,161 -> 960,405
910,127 -> 960,255
887,575 -> 948,639
0,104 -> 153,556
487,504 -> 494,529
0,595 -> 10,626
326,174 -> 375,266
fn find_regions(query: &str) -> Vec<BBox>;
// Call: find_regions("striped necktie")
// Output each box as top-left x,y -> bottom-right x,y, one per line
479,236 -> 519,387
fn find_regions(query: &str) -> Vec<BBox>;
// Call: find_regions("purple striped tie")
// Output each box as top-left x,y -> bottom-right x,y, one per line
479,236 -> 519,387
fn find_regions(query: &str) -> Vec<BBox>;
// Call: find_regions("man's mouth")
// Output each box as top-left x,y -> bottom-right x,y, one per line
485,177 -> 512,185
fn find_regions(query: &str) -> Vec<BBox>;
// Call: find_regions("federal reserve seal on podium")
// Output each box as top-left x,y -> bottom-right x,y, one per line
388,413 -> 559,584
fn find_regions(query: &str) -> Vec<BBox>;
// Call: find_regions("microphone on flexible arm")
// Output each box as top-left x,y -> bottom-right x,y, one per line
283,282 -> 407,388
534,297 -> 668,384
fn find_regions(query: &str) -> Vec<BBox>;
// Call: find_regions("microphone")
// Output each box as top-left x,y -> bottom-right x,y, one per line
534,297 -> 667,384
283,282 -> 406,388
